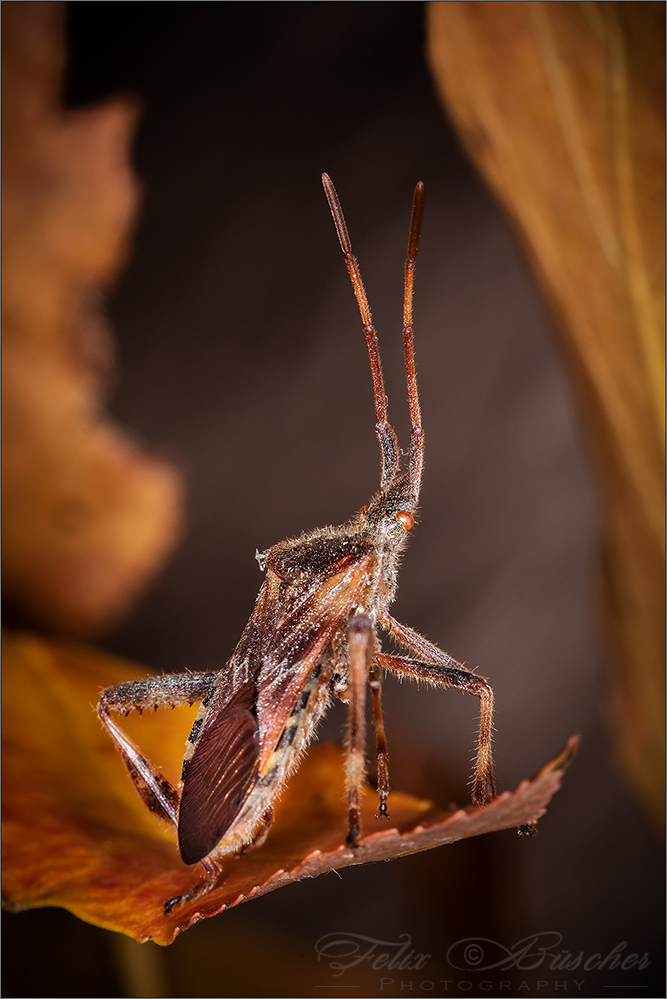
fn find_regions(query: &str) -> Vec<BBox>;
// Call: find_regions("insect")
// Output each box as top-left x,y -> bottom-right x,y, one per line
98,175 -> 496,914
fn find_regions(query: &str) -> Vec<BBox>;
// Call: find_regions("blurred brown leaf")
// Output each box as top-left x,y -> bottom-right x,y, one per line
1,629 -> 576,945
427,1 -> 665,827
1,1 -> 183,635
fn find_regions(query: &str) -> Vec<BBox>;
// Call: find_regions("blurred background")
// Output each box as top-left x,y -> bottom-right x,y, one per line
3,3 -> 664,997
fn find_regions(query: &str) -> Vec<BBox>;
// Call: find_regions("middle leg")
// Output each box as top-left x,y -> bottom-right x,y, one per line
369,663 -> 391,819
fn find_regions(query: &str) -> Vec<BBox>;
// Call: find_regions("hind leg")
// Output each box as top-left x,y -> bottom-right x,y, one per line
379,612 -> 496,807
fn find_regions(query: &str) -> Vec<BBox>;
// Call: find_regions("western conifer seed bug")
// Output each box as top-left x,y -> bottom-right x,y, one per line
98,175 -> 497,914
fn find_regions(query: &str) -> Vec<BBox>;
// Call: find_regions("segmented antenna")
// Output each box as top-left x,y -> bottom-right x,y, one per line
322,174 -> 424,500
404,182 -> 425,503
322,173 -> 400,490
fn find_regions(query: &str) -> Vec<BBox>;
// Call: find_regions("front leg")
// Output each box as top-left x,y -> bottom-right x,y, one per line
345,614 -> 375,848
379,612 -> 496,807
98,672 -> 217,826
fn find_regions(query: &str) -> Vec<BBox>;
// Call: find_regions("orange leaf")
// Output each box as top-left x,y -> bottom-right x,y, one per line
2,629 -> 577,945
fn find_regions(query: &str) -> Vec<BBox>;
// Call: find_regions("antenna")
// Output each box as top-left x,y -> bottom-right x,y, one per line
404,181 -> 425,502
322,173 -> 399,491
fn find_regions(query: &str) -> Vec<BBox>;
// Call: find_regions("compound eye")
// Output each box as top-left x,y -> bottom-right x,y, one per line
395,511 -> 414,531
358,504 -> 369,516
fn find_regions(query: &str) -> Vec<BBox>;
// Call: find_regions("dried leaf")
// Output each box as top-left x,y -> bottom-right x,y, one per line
1,1 -> 183,635
1,629 -> 577,945
427,1 -> 665,827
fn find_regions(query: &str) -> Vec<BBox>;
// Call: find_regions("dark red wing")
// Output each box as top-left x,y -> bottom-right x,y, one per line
177,552 -> 374,865
178,681 -> 259,866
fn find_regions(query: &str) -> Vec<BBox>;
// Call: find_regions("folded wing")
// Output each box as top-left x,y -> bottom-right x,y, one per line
178,681 -> 259,865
